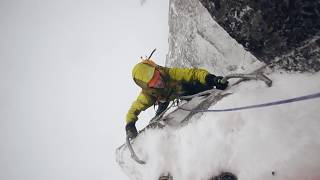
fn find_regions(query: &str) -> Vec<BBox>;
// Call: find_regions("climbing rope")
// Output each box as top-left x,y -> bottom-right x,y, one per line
178,91 -> 320,112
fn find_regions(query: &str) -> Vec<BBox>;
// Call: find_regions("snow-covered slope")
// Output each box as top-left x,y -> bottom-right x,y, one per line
116,0 -> 320,179
117,72 -> 320,180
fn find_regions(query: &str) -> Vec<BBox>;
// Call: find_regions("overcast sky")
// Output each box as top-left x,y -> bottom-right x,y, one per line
0,0 -> 169,179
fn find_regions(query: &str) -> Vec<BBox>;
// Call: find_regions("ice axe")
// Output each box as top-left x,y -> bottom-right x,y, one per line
141,48 -> 157,60
126,136 -> 146,164
220,72 -> 272,87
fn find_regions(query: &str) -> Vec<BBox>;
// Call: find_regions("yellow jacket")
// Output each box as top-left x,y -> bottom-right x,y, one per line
126,66 -> 209,124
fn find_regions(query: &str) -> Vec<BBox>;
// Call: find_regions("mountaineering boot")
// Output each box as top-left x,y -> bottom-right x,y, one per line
213,172 -> 237,180
125,122 -> 138,139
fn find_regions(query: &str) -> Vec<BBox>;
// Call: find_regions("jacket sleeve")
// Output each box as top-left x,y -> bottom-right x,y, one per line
168,67 -> 209,84
126,91 -> 156,124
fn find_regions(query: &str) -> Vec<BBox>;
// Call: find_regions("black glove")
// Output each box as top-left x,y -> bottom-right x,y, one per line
205,74 -> 229,90
125,122 -> 138,139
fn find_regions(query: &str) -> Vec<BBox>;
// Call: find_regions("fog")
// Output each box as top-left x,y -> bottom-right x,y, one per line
0,0 -> 168,179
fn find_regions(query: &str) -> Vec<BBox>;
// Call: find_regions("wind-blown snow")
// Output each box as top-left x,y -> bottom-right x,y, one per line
118,71 -> 320,180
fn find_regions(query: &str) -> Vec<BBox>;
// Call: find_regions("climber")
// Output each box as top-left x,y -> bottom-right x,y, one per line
125,59 -> 229,139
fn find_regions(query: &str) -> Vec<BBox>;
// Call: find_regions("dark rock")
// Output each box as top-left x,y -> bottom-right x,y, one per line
211,172 -> 237,180
199,0 -> 320,72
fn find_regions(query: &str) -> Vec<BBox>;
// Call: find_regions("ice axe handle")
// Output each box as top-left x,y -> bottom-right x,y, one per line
126,136 -> 146,164
221,73 -> 272,87
147,48 -> 156,60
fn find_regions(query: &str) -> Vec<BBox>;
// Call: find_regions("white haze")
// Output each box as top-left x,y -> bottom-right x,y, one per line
0,0 -> 169,179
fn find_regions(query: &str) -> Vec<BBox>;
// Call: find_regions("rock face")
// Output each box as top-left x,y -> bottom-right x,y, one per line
199,0 -> 320,72
167,0 -> 264,76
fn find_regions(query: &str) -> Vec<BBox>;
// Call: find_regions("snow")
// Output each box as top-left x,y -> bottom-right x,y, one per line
116,0 -> 320,179
167,0 -> 263,75
118,71 -> 320,180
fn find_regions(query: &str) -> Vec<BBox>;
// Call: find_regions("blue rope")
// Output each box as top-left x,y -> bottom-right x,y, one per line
179,92 -> 320,112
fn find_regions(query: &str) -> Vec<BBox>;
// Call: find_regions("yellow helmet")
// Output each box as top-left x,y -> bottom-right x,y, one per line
132,59 -> 158,88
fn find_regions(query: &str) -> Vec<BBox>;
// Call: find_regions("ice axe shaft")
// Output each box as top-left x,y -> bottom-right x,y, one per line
221,73 -> 272,87
147,48 -> 156,60
126,136 -> 146,164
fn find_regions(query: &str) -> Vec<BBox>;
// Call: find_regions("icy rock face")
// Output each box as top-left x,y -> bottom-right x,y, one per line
166,0 -> 264,75
199,0 -> 320,72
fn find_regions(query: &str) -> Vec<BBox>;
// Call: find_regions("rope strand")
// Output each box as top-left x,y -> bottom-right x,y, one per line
179,92 -> 320,112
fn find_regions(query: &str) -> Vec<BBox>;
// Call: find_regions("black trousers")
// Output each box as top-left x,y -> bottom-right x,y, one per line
155,81 -> 212,116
